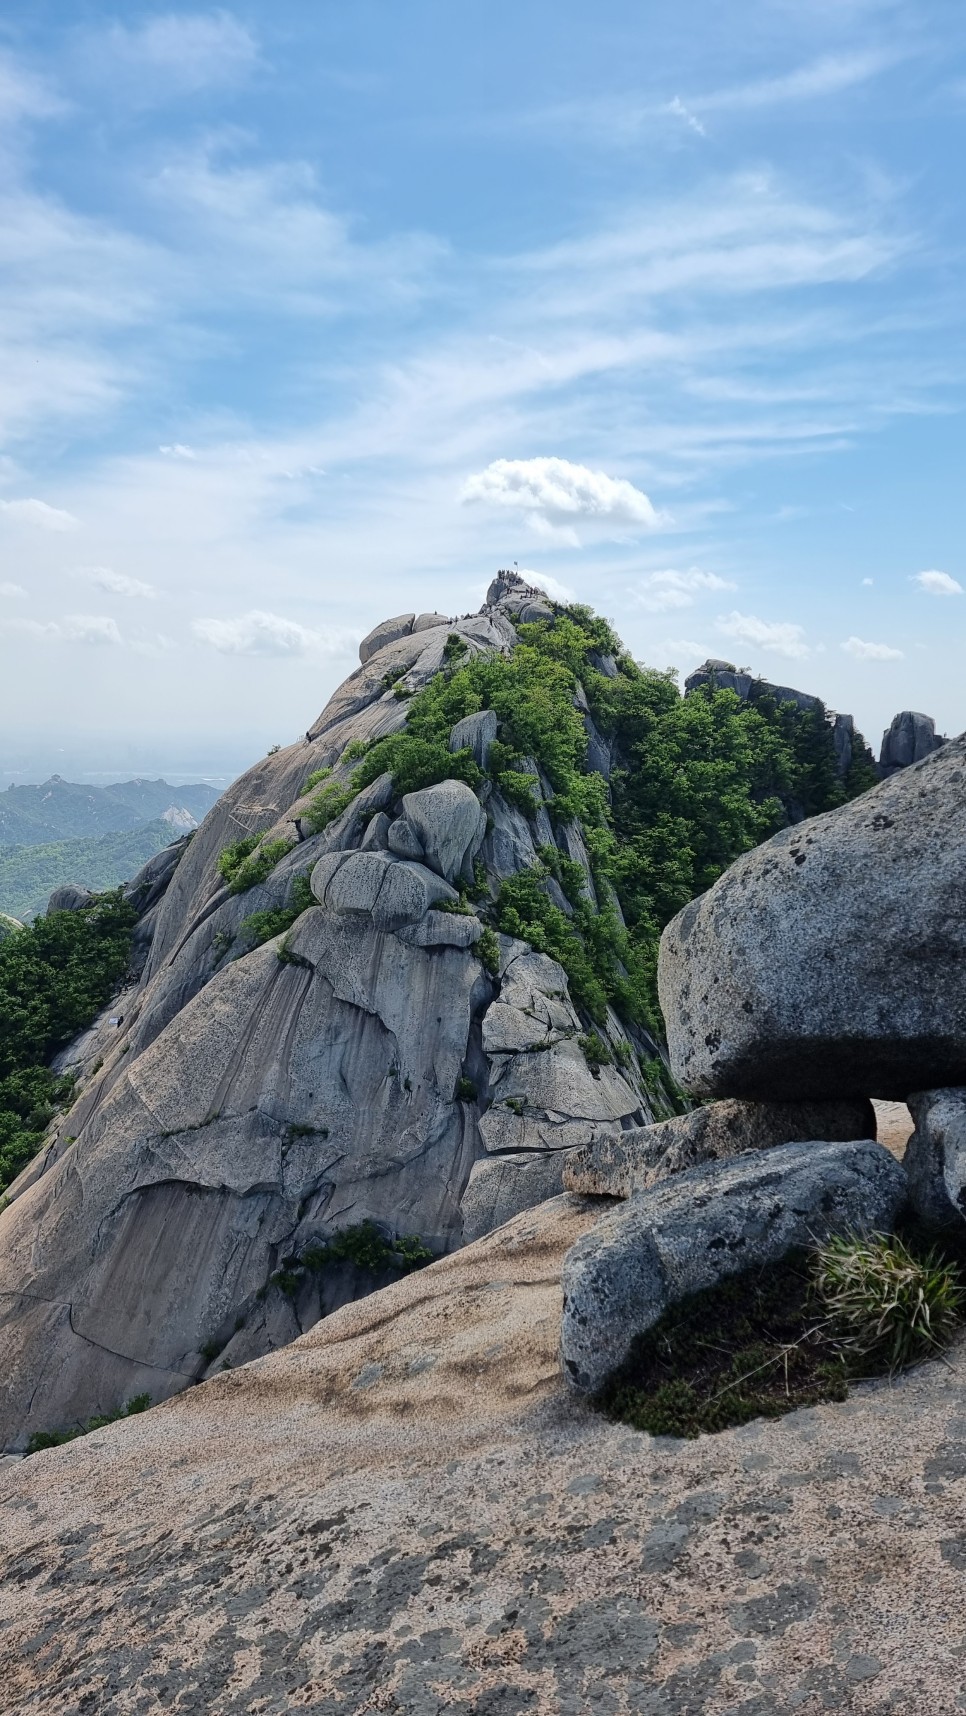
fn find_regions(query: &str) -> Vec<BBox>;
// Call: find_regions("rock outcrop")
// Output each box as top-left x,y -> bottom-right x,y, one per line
0,913 -> 21,942
563,1097 -> 876,1198
879,710 -> 945,777
560,1139 -> 907,1393
904,1088 -> 966,1228
0,586 -> 657,1450
45,882 -> 94,914
658,736 -> 966,1101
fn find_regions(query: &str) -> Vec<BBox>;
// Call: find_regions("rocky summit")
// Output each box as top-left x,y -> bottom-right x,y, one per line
2,574 -> 966,1715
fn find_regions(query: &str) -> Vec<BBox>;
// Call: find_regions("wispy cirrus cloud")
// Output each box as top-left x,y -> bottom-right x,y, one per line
75,10 -> 260,103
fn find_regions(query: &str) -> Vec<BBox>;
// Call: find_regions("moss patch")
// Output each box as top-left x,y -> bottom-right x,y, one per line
596,1252 -> 853,1438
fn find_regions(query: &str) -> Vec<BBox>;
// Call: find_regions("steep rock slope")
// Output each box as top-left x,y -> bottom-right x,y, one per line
0,577 -> 875,1450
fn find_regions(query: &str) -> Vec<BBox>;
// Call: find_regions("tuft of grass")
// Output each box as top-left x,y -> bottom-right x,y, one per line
476,926 -> 500,977
813,1231 -> 964,1374
218,835 -> 293,896
26,1393 -> 151,1455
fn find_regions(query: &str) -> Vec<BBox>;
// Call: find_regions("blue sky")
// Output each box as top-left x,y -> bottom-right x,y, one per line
1,1 -> 965,781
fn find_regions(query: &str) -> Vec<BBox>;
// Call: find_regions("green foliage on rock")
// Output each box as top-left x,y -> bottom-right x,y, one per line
26,1392 -> 151,1455
218,835 -> 293,895
236,873 -> 315,952
0,890 -> 137,1193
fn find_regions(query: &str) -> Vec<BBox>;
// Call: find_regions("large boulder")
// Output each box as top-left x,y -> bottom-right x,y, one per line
402,780 -> 486,886
460,1152 -> 570,1243
903,1089 -> 966,1228
449,709 -> 497,770
560,1139 -> 906,1393
45,883 -> 93,914
658,737 -> 966,1101
564,1097 -> 876,1198
879,711 -> 944,777
358,613 -> 415,664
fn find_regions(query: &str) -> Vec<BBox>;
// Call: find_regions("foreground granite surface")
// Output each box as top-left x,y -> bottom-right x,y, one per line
2,1191 -> 965,1715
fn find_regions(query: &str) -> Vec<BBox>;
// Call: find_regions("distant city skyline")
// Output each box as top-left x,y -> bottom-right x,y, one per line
1,0 -> 965,758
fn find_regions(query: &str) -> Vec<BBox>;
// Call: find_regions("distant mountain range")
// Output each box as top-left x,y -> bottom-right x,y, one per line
0,776 -> 219,847
0,820 -> 193,922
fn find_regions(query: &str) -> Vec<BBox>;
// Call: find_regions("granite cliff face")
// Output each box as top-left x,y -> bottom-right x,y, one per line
0,579 -> 658,1450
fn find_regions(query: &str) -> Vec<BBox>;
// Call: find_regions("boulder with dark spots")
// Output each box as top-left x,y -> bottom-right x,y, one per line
658,737 -> 966,1101
564,1097 -> 876,1198
904,1088 -> 966,1228
560,1138 -> 906,1393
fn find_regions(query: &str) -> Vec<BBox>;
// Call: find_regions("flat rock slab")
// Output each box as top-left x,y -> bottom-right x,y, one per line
564,1097 -> 875,1198
658,736 -> 966,1100
5,1191 -> 966,1715
560,1138 -> 906,1394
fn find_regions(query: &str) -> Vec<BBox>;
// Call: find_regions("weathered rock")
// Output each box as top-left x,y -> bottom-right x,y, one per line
386,815 -> 426,861
358,612 -> 415,664
45,883 -> 93,914
658,737 -> 966,1101
564,1097 -> 877,1198
449,708 -> 498,769
397,910 -> 483,950
311,849 -> 458,926
413,610 -> 450,634
0,913 -> 22,942
461,1152 -> 571,1242
402,779 -> 486,885
904,1089 -> 966,1227
359,811 -> 391,850
879,710 -> 944,777
560,1138 -> 906,1393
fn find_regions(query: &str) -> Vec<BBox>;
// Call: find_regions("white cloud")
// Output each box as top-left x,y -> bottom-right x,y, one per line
913,569 -> 963,597
159,443 -> 197,460
667,97 -> 707,138
0,50 -> 65,130
460,457 -> 665,544
717,610 -> 810,659
841,635 -> 904,660
192,609 -> 325,656
517,568 -> 577,603
862,577 -> 874,586
0,497 -> 78,531
84,11 -> 259,100
694,51 -> 895,115
636,568 -> 734,612
0,613 -> 122,645
0,582 -> 26,598
74,566 -> 157,599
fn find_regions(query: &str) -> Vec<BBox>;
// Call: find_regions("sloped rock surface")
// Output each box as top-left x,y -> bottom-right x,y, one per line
565,1097 -> 876,1198
5,1194 -> 966,1715
401,779 -> 486,885
560,1139 -> 906,1393
658,737 -> 966,1100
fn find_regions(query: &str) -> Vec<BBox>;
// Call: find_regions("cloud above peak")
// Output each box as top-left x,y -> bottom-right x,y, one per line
716,610 -> 810,660
192,609 -> 352,658
913,569 -> 963,597
460,457 -> 666,546
74,566 -> 157,599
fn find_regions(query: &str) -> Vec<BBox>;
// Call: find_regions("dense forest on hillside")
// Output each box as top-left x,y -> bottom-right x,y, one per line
0,893 -> 136,1196
0,821 -> 183,921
